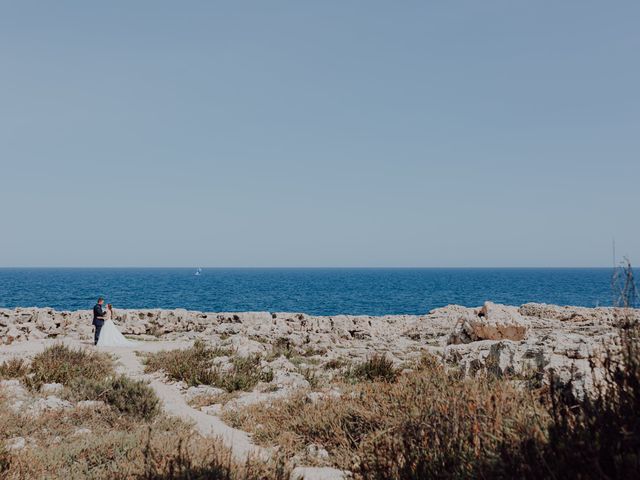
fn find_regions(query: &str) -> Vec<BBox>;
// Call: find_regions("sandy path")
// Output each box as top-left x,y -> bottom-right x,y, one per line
113,346 -> 268,462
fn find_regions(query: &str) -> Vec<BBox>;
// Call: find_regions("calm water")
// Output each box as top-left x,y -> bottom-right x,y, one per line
0,268 -> 614,316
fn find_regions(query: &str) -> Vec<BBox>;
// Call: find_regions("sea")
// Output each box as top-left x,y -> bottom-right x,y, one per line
0,268 -> 617,316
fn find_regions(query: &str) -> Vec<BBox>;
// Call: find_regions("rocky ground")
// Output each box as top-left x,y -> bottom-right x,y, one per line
1,302 -> 637,479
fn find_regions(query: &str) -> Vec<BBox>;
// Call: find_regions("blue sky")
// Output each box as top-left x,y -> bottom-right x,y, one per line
1,1 -> 638,267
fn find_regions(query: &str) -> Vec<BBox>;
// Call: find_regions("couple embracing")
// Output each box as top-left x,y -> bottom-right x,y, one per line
92,297 -> 136,347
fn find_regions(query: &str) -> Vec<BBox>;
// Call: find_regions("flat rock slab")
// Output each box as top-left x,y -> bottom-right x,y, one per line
291,466 -> 349,480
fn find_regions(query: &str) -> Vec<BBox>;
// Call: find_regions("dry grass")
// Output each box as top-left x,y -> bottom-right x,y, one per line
1,412 -> 287,479
223,354 -> 548,475
214,355 -> 273,393
495,317 -> 640,479
143,340 -> 233,387
134,435 -> 289,480
144,342 -> 272,393
66,375 -> 161,421
7,344 -> 160,421
28,343 -> 115,389
345,353 -> 399,383
0,358 -> 29,379
0,384 -> 288,479
323,358 -> 348,370
267,338 -> 296,360
224,319 -> 640,479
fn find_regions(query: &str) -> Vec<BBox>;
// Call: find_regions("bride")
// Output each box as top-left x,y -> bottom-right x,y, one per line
97,304 -> 137,347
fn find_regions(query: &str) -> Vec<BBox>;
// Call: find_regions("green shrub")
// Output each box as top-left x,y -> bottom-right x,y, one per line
301,367 -> 319,388
268,338 -> 296,360
347,354 -> 398,382
104,376 -> 160,421
144,342 -> 271,393
323,358 -> 347,370
143,340 -> 232,387
213,355 -> 273,392
67,375 -> 160,421
28,344 -> 114,389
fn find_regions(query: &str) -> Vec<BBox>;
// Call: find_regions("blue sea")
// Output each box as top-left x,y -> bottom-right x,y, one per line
0,268 -> 616,316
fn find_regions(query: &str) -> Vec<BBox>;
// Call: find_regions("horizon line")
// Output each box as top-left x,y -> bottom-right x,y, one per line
0,265 -> 620,269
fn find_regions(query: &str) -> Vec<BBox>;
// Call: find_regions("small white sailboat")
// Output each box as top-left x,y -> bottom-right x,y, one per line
195,267 -> 202,276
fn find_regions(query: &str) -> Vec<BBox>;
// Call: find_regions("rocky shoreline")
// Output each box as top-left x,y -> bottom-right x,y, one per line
2,302 -> 637,389
1,302 -> 639,479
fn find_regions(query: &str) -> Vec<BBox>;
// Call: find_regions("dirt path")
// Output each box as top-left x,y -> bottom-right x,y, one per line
114,347 -> 268,462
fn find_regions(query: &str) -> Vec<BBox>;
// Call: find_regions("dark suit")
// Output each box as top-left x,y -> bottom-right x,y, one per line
93,303 -> 107,345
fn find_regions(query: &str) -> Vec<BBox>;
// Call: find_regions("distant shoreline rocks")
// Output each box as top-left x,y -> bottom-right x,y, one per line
1,302 -> 638,392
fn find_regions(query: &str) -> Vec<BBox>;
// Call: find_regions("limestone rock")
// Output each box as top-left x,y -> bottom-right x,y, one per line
519,303 -> 639,324
449,302 -> 528,344
306,443 -> 330,461
201,404 -> 223,415
268,356 -> 297,372
76,400 -> 106,409
40,383 -> 64,394
6,437 -> 26,451
230,336 -> 268,357
34,310 -> 58,333
5,326 -> 22,344
0,303 -> 632,398
28,395 -> 74,416
272,371 -> 309,390
290,466 -> 348,480
184,385 -> 226,401
1,379 -> 30,412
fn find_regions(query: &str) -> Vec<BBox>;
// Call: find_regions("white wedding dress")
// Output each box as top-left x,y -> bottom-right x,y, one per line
97,310 -> 137,347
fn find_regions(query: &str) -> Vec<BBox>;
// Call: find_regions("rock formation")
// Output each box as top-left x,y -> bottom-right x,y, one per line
1,303 -> 638,392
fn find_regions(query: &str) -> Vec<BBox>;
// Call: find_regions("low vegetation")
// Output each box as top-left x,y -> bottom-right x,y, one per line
227,318 -> 640,479
268,337 -> 296,360
0,342 -> 288,479
143,341 -> 272,392
143,339 -> 233,386
493,318 -> 640,479
224,353 -> 548,474
66,375 -> 160,420
323,358 -> 348,370
27,343 -> 115,389
3,315 -> 639,479
214,354 -> 273,392
0,358 -> 29,380
345,353 -> 399,383
0,402 -> 288,479
1,344 -> 160,421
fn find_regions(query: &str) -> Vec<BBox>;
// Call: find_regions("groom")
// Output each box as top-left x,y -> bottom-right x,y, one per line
92,297 -> 108,345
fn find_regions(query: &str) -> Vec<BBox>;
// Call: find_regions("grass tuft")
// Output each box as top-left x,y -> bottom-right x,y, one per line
346,353 -> 399,383
214,355 -> 273,393
224,357 -> 547,475
143,340 -> 233,387
0,358 -> 29,380
144,342 -> 271,392
66,375 -> 161,421
27,343 -> 114,389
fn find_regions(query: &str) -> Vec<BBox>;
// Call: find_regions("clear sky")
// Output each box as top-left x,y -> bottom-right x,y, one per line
1,1 -> 638,267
